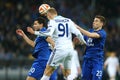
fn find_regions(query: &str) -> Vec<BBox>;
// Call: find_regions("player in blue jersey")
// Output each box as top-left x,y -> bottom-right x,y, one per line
76,15 -> 107,80
16,17 -> 57,80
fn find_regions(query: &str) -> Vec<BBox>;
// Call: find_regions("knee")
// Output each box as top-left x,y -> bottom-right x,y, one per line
65,69 -> 71,77
44,65 -> 55,76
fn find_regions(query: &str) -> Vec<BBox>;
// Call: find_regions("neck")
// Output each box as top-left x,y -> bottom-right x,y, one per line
94,27 -> 102,31
39,27 -> 43,30
51,14 -> 57,19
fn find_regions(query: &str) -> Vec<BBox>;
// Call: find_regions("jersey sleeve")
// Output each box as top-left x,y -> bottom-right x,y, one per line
34,20 -> 55,37
96,30 -> 106,38
70,20 -> 86,44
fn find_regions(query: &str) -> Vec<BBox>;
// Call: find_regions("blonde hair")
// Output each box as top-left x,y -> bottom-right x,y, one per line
47,8 -> 57,15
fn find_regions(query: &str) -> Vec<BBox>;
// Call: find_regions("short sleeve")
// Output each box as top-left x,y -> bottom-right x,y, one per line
97,29 -> 107,38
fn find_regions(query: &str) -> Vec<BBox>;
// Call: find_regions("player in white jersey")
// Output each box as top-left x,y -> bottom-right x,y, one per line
27,8 -> 86,80
104,52 -> 119,80
60,36 -> 81,80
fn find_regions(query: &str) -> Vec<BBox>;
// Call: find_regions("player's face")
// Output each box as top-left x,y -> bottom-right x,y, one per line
93,18 -> 103,30
46,12 -> 52,20
33,21 -> 42,30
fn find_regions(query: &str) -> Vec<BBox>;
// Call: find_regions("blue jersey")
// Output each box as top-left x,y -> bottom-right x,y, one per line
32,27 -> 50,59
28,27 -> 57,80
84,29 -> 107,57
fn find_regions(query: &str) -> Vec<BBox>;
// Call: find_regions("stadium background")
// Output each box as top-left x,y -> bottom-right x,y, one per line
0,0 -> 119,80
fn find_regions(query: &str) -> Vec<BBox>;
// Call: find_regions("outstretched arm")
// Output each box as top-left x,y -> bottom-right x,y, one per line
27,27 -> 53,36
26,27 -> 55,48
75,23 -> 100,38
16,29 -> 35,47
70,21 -> 86,45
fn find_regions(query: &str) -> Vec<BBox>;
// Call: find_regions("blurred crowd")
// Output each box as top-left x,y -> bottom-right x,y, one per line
0,0 -> 120,60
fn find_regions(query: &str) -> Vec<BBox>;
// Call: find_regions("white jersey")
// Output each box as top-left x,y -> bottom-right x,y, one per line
35,16 -> 86,49
104,56 -> 119,76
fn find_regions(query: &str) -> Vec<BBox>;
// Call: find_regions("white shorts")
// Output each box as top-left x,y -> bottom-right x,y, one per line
107,67 -> 117,77
47,48 -> 73,69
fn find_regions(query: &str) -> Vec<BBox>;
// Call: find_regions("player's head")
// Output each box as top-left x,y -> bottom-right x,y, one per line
93,15 -> 106,30
110,51 -> 116,57
46,8 -> 58,20
33,17 -> 47,30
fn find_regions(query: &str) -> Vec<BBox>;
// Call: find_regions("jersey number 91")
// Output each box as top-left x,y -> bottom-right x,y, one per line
58,23 -> 68,37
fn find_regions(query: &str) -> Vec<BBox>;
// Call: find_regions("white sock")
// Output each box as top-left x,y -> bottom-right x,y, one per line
40,75 -> 50,80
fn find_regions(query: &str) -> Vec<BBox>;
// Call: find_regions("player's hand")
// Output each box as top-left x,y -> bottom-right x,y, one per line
16,29 -> 24,36
27,27 -> 34,34
73,37 -> 80,45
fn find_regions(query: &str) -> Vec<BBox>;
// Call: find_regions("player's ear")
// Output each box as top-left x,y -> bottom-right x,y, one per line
101,22 -> 104,27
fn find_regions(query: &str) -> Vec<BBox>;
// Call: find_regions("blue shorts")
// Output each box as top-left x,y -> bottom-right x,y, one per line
82,56 -> 103,80
28,59 -> 57,80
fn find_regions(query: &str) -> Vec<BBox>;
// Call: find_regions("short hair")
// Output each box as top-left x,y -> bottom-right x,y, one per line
47,8 -> 57,15
95,15 -> 106,26
34,17 -> 47,27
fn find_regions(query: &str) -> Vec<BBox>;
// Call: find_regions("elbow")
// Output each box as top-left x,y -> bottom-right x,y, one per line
32,44 -> 35,47
31,42 -> 35,47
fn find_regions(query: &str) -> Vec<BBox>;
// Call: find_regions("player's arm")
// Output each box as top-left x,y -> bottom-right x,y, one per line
75,24 -> 100,38
16,29 -> 35,47
70,21 -> 86,44
27,27 -> 50,36
27,20 -> 55,37
46,36 -> 55,48
104,58 -> 108,69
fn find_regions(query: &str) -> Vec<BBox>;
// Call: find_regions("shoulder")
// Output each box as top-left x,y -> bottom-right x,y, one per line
106,57 -> 111,61
48,20 -> 56,27
48,20 -> 56,24
97,29 -> 107,38
40,27 -> 47,31
115,57 -> 119,61
99,29 -> 106,34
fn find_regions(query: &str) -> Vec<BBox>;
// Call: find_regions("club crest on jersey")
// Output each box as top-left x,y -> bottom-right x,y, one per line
29,68 -> 35,73
87,38 -> 94,46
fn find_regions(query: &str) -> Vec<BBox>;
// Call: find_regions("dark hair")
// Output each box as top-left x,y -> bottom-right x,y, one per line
34,17 -> 47,27
95,15 -> 106,26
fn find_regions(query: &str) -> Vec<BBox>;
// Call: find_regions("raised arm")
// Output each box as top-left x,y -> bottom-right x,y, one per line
75,23 -> 100,38
27,20 -> 55,37
16,29 -> 35,47
70,21 -> 86,45
26,27 -> 55,48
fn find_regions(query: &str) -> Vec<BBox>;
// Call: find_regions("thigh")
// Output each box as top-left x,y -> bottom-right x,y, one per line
82,59 -> 92,80
92,59 -> 103,80
63,49 -> 73,69
47,49 -> 67,68
107,67 -> 116,77
28,60 -> 47,80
